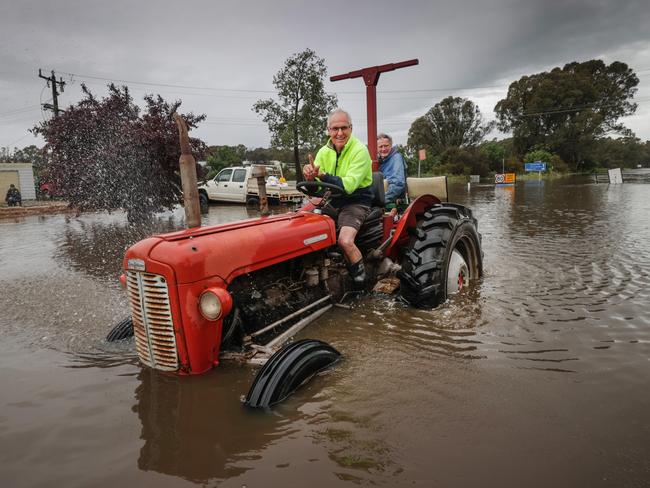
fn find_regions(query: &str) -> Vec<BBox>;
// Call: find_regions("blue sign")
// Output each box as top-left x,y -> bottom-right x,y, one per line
525,161 -> 546,172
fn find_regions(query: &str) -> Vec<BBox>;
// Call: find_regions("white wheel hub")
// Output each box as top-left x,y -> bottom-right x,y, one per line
447,249 -> 469,294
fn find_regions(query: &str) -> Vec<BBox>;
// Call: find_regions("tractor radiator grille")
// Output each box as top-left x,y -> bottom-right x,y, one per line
126,271 -> 179,371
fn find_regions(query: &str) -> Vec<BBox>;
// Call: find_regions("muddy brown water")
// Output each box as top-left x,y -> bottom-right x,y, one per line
1,178 -> 649,487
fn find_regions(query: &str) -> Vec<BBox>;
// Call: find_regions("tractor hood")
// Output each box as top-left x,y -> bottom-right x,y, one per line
123,212 -> 336,284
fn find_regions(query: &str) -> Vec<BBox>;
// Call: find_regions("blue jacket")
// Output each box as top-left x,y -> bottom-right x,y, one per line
379,146 -> 406,203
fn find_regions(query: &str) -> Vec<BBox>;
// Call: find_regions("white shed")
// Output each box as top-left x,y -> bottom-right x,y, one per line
0,163 -> 36,201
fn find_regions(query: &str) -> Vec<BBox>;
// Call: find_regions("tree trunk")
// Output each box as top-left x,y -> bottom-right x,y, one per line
294,144 -> 302,181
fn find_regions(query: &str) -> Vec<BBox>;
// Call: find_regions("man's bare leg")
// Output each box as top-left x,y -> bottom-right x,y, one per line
338,226 -> 361,264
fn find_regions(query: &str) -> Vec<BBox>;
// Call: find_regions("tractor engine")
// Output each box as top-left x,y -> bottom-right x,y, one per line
223,250 -> 349,349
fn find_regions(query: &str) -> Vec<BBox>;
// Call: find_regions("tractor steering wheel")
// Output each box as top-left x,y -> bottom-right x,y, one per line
296,181 -> 346,199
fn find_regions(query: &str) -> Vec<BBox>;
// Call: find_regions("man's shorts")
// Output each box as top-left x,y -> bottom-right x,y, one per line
322,204 -> 370,231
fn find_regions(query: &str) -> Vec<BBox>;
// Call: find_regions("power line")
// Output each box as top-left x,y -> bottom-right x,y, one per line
59,70 -> 510,96
0,105 -> 41,118
59,71 -> 277,94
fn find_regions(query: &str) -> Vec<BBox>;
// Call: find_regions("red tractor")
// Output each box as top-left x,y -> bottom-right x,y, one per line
106,60 -> 483,407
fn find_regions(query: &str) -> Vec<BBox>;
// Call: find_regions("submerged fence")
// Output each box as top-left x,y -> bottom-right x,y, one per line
594,168 -> 650,183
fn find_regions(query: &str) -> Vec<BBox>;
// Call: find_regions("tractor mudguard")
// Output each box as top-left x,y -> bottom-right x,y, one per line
244,339 -> 341,409
383,194 -> 441,260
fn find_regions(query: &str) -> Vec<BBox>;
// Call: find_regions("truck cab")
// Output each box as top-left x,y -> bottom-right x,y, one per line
204,167 -> 249,202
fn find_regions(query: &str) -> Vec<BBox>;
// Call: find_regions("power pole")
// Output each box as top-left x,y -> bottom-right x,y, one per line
38,69 -> 66,117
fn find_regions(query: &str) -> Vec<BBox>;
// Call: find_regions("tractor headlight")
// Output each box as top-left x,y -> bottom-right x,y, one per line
199,287 -> 233,321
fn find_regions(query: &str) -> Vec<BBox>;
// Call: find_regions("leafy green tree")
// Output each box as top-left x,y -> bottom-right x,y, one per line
408,96 -> 493,158
33,84 -> 206,221
522,147 -> 569,173
206,144 -> 247,174
402,143 -> 442,176
495,60 -> 639,171
480,139 -> 507,173
253,49 -> 338,180
245,147 -> 294,166
245,147 -> 275,163
439,147 -> 489,176
589,136 -> 648,169
523,148 -> 553,164
0,144 -> 47,179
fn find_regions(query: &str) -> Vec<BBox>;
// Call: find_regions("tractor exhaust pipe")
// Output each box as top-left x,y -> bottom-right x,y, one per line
173,113 -> 201,229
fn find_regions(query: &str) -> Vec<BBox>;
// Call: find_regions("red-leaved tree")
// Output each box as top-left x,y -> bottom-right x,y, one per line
33,84 -> 206,221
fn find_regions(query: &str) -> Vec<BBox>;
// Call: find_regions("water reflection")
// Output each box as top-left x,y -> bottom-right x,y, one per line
133,366 -> 285,483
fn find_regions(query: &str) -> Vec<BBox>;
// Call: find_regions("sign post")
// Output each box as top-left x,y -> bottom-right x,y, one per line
418,148 -> 426,177
524,161 -> 546,180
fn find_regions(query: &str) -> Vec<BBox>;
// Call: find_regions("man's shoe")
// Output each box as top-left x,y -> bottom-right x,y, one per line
347,259 -> 366,288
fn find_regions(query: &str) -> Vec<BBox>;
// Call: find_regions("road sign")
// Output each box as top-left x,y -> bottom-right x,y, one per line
495,173 -> 516,185
525,161 -> 546,172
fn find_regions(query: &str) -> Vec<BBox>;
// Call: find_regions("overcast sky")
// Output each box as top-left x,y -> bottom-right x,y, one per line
1,0 -> 649,152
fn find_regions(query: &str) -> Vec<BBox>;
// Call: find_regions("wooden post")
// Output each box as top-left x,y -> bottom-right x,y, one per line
173,113 -> 201,229
251,165 -> 269,216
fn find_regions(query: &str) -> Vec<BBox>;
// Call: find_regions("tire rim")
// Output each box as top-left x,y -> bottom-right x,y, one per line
447,249 -> 469,294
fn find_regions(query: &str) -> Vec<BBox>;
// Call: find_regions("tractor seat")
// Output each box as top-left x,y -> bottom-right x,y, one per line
355,172 -> 386,250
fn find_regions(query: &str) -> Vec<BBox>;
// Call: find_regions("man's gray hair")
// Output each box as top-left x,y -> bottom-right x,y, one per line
327,108 -> 352,127
377,133 -> 393,144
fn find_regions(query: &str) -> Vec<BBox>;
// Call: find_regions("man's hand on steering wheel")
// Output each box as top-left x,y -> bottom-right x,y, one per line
296,181 -> 346,199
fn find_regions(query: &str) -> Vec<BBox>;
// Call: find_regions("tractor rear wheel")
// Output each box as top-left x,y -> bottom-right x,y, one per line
398,204 -> 482,308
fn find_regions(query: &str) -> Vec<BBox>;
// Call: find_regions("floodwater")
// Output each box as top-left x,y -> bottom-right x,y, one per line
1,177 -> 649,487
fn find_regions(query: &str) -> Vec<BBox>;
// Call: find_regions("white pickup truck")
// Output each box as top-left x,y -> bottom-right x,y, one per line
198,165 -> 304,205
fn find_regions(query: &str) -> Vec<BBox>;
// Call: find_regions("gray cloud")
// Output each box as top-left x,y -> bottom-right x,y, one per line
1,0 -> 649,149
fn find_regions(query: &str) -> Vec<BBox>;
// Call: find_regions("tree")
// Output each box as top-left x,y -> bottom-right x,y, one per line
588,136 -> 648,169
245,146 -> 294,165
407,96 -> 493,157
0,144 -> 47,179
206,144 -> 247,174
439,147 -> 489,176
480,139 -> 507,173
33,84 -> 206,221
253,49 -> 338,180
494,60 -> 639,171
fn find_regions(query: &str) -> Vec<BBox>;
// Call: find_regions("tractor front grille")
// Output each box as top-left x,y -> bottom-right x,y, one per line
126,271 -> 179,371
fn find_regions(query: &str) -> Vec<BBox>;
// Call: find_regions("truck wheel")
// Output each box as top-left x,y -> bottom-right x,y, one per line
244,339 -> 341,409
106,316 -> 134,342
199,192 -> 209,214
398,204 -> 482,308
246,196 -> 259,206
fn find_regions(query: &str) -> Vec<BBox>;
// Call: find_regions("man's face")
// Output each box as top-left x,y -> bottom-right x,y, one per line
328,112 -> 352,151
377,138 -> 392,158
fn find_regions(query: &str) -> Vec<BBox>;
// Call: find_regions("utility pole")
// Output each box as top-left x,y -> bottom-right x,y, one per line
38,69 -> 66,117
